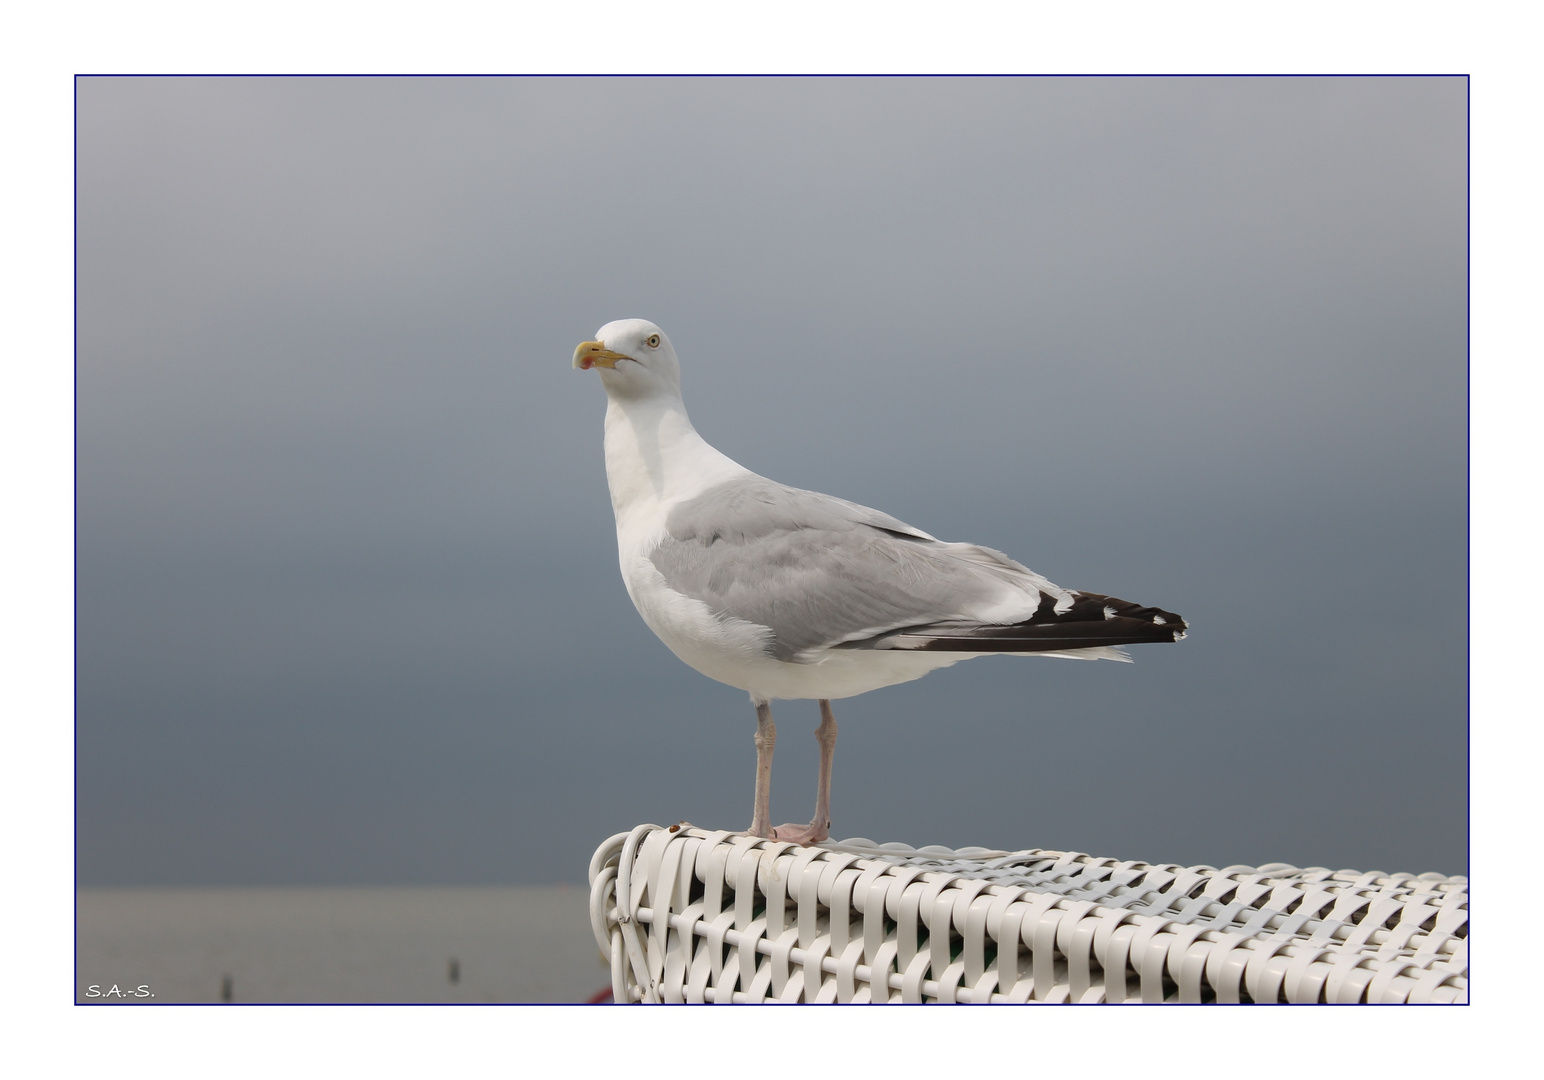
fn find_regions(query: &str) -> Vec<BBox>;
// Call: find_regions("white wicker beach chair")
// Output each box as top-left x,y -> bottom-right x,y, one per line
588,824 -> 1466,1004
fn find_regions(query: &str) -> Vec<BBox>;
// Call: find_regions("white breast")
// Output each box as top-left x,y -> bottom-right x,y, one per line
601,392 -> 967,702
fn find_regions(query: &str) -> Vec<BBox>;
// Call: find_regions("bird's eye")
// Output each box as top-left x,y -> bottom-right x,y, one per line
645,334 -> 661,348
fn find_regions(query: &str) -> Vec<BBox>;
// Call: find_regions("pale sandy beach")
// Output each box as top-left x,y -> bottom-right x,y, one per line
76,885 -> 608,1004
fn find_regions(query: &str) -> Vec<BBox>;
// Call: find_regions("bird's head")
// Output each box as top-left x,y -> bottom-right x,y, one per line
572,319 -> 682,400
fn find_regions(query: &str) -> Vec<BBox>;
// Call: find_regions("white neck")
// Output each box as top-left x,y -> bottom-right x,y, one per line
602,391 -> 750,535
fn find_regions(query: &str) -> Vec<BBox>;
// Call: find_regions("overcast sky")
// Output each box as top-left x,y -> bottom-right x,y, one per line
76,76 -> 1466,885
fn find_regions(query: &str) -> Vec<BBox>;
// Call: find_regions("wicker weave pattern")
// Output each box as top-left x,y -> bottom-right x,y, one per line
588,824 -> 1467,1004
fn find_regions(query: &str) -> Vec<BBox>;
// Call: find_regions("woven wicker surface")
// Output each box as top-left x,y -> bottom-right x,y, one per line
588,824 -> 1467,1004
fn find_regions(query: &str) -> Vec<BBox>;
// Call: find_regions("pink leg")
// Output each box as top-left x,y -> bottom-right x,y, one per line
747,701 -> 775,839
773,700 -> 837,846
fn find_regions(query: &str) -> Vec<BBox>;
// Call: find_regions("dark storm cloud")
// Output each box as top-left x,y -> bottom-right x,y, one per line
76,77 -> 1466,884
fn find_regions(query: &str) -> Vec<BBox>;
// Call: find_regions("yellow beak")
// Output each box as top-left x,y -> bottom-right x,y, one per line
573,340 -> 629,370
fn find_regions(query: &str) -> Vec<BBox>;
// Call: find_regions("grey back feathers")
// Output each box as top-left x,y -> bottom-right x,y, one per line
650,476 -> 1183,662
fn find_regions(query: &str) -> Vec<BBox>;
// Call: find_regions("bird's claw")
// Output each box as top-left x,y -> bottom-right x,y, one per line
771,821 -> 830,847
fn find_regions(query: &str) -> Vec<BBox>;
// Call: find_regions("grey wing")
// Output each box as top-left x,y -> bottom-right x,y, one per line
650,476 -> 1063,661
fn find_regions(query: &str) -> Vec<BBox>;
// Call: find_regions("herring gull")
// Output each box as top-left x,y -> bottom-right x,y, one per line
574,319 -> 1186,845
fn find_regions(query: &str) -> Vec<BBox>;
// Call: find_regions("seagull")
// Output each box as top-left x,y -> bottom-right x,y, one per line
574,319 -> 1186,845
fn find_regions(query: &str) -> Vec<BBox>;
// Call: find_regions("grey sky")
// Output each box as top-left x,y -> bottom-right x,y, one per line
76,76 -> 1466,885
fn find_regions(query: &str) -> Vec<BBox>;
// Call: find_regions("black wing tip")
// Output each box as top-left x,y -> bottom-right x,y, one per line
890,623 -> 1186,653
1061,590 -> 1187,630
851,589 -> 1188,653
